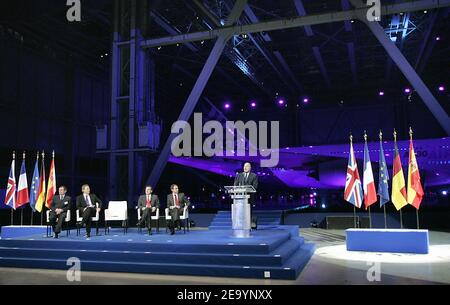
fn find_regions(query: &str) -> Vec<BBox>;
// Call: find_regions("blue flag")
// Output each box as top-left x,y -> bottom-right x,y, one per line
29,159 -> 40,212
378,140 -> 390,206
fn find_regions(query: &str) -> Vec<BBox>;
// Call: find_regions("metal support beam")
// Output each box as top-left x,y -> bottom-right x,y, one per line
109,0 -> 120,200
145,0 -> 247,188
141,0 -> 450,49
342,0 -> 358,86
351,0 -> 450,135
294,0 -> 331,88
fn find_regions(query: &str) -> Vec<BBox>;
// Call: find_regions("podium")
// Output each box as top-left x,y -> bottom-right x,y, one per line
224,185 -> 256,238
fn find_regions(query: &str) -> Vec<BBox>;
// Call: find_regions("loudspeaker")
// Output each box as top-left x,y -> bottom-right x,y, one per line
251,216 -> 258,230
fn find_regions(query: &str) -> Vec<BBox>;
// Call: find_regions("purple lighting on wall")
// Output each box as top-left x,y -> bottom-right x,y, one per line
404,88 -> 411,94
438,85 -> 445,92
303,97 -> 309,103
277,99 -> 285,105
250,101 -> 256,108
378,91 -> 384,96
224,103 -> 231,109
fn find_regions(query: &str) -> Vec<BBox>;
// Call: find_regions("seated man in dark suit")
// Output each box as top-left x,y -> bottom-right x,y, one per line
166,184 -> 190,235
76,184 -> 102,238
49,185 -> 71,239
136,185 -> 160,235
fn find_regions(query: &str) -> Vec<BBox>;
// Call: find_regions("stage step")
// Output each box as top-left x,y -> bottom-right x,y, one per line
0,244 -> 313,280
0,238 -> 303,267
0,227 -> 314,280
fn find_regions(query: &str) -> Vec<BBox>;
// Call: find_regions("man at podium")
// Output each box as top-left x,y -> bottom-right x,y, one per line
233,162 -> 258,205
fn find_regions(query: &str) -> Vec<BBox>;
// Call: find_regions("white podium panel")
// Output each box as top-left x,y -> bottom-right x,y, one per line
224,185 -> 255,238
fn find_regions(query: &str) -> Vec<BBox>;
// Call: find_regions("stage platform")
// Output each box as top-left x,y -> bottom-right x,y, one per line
0,226 -> 314,280
346,228 -> 429,254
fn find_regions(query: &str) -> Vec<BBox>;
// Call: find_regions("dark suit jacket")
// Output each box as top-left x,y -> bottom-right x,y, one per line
138,194 -> 160,209
234,172 -> 258,190
76,194 -> 103,213
166,193 -> 190,209
234,172 -> 258,204
50,195 -> 71,212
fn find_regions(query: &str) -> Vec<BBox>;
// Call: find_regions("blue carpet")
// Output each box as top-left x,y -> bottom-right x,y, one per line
0,226 -> 314,280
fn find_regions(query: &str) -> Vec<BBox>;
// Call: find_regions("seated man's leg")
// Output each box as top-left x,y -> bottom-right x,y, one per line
82,208 -> 94,236
55,212 -> 66,234
49,211 -> 57,229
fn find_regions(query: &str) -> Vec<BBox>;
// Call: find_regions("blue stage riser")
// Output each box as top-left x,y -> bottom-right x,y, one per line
0,226 -> 314,280
346,229 -> 429,254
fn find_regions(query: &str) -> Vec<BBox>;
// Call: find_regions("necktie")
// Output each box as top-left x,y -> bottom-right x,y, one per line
245,173 -> 248,183
60,195 -> 63,200
86,195 -> 92,207
146,195 -> 151,208
175,194 -> 179,208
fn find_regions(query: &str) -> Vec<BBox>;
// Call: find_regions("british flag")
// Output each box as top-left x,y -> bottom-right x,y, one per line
344,141 -> 363,208
5,154 -> 16,209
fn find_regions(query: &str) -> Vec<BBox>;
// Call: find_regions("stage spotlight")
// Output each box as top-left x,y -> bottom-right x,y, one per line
378,91 -> 384,96
423,10 -> 427,13
321,204 -> 326,209
442,190 -> 448,196
435,36 -> 440,41
438,85 -> 445,92
303,97 -> 309,103
404,88 -> 411,94
241,33 -> 248,39
157,46 -> 162,50
250,101 -> 256,108
224,103 -> 231,109
277,99 -> 285,105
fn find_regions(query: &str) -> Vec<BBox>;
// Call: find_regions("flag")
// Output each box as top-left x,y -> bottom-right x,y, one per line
407,136 -> 424,209
4,154 -> 16,209
378,139 -> 390,206
29,157 -> 40,212
344,140 -> 363,208
363,141 -> 377,209
45,153 -> 56,209
35,155 -> 46,213
391,140 -> 408,210
16,157 -> 29,208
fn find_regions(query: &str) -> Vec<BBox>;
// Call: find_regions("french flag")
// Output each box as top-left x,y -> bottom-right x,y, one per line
363,141 -> 377,209
16,157 -> 29,208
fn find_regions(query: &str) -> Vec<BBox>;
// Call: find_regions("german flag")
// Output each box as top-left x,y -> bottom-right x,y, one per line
391,139 -> 407,210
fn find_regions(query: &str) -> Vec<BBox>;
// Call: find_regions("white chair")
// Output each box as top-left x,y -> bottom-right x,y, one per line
165,206 -> 189,233
136,206 -> 160,233
46,210 -> 71,237
76,203 -> 100,236
104,201 -> 128,234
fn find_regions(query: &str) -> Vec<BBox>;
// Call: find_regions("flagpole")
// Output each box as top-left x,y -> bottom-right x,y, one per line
353,205 -> 357,228
30,210 -> 34,225
10,151 -> 15,225
40,150 -> 45,226
383,204 -> 387,228
368,206 -> 372,228
20,151 -> 25,226
399,208 -> 403,229
416,209 -> 420,229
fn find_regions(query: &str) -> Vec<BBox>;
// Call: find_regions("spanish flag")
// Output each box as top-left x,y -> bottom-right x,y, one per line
35,153 -> 46,212
45,152 -> 56,208
391,135 -> 408,210
407,131 -> 424,209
